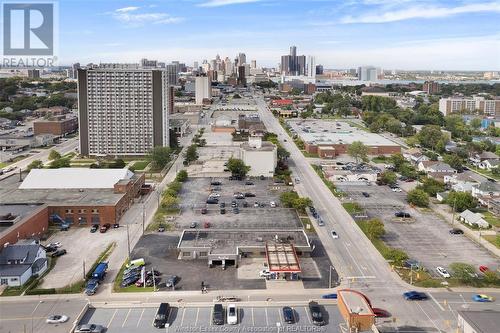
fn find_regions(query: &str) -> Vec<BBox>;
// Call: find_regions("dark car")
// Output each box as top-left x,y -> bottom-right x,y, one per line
153,303 -> 170,328
449,228 -> 464,235
213,304 -> 224,325
121,276 -> 139,287
99,224 -> 110,233
44,245 -> 57,253
395,211 -> 411,218
309,206 -> 316,214
122,271 -> 140,281
190,222 -> 198,228
233,207 -> 239,214
211,181 -> 222,186
220,208 -> 226,214
245,181 -> 254,185
244,192 -> 256,197
219,202 -> 226,208
242,201 -> 249,207
403,291 -> 428,301
165,275 -> 178,288
51,249 -> 67,258
282,306 -> 294,324
158,225 -> 165,232
201,208 -> 208,214
207,198 -> 219,204
113,223 -> 120,228
362,192 -> 370,197
308,302 -> 325,326
90,225 -> 98,233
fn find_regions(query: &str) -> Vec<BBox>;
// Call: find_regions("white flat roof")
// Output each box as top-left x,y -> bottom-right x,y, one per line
300,131 -> 397,146
19,168 -> 133,189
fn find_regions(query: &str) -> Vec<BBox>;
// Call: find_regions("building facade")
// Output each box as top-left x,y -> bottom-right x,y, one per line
439,97 -> 500,116
77,68 -> 170,156
195,76 -> 211,105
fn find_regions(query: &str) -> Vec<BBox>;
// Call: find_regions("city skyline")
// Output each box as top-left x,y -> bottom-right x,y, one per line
55,0 -> 500,70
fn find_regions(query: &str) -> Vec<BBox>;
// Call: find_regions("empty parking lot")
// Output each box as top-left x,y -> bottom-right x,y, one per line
79,304 -> 342,332
337,182 -> 499,275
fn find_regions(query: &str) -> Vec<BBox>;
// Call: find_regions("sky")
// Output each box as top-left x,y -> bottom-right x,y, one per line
53,0 -> 500,70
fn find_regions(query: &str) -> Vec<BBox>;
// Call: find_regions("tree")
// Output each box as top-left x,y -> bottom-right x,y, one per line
407,189 -> 429,207
110,159 -> 125,169
418,177 -> 445,196
277,147 -> 290,161
49,158 -> 70,169
379,171 -> 397,185
161,195 -> 179,210
469,118 -> 482,130
417,125 -> 446,151
226,158 -> 250,177
365,219 -> 385,240
450,262 -> 478,284
280,191 -> 300,208
292,197 -> 312,212
446,191 -> 478,212
492,167 -> 500,176
347,141 -> 369,164
389,153 -> 407,169
149,146 -> 172,169
27,160 -> 43,170
175,170 -> 188,182
48,149 -> 61,161
184,145 -> 198,164
443,154 -> 464,172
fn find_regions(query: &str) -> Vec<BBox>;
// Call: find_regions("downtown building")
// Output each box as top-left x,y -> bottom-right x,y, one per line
281,46 -> 306,76
77,68 -> 170,156
439,96 -> 500,116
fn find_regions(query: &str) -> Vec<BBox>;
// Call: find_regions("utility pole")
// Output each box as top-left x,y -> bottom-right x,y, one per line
126,225 -> 131,260
142,204 -> 145,235
451,197 -> 457,226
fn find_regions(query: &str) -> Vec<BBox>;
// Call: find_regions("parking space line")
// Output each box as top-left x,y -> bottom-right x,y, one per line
277,307 -> 283,325
107,309 -> 117,328
265,307 -> 269,326
137,308 -> 145,327
304,307 -> 312,324
252,308 -> 255,326
195,307 -> 200,326
291,307 -> 297,323
209,306 -> 213,326
180,308 -> 186,326
122,308 -> 131,327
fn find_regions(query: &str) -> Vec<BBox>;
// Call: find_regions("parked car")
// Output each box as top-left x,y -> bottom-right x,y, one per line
201,207 -> 208,214
259,269 -> 272,278
220,208 -> 226,214
207,198 -> 219,204
121,276 -> 140,287
204,222 -> 210,228
165,275 -> 178,288
211,181 -> 222,186
85,279 -> 99,296
90,225 -> 98,233
51,249 -> 67,258
153,303 -> 170,328
308,302 -> 325,326
253,202 -> 259,208
449,228 -> 464,235
44,245 -> 57,253
331,230 -> 339,239
48,242 -> 61,248
74,324 -> 105,333
227,304 -> 238,325
479,265 -> 489,273
392,187 -> 402,192
244,192 -> 256,197
231,201 -> 238,208
212,304 -> 224,325
282,307 -> 294,324
317,218 -> 325,226
436,266 -> 451,278
242,201 -> 249,208
99,224 -> 110,233
403,291 -> 428,300
372,308 -> 391,318
270,201 -> 277,208
46,315 -> 69,324
190,222 -> 198,228
472,294 -> 494,302
158,225 -> 165,232
321,293 -> 337,299
395,211 -> 411,218
232,207 -> 239,214
245,181 -> 254,185
362,192 -> 370,197
209,193 -> 221,198
219,202 -> 226,208
233,192 -> 244,199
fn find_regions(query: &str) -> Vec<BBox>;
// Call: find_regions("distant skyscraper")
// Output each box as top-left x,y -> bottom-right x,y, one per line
238,53 -> 246,66
315,65 -> 324,75
238,65 -> 246,86
195,76 -> 211,105
193,61 -> 199,69
28,69 -> 40,79
166,64 -> 178,85
141,58 -> 158,68
77,68 -> 170,156
280,46 -> 307,76
358,66 -> 381,81
251,60 -> 257,69
423,81 -> 440,94
307,56 -> 315,78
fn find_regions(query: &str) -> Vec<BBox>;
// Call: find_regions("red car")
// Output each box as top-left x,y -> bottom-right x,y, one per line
479,265 -> 489,273
372,308 -> 391,318
204,222 -> 210,228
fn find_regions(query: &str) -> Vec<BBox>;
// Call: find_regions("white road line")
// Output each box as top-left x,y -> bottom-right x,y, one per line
195,307 -> 200,326
416,302 -> 442,332
180,308 -> 186,326
305,306 -> 312,324
137,308 -> 145,327
209,306 -> 213,326
107,309 -> 117,328
122,308 -> 131,327
459,294 -> 466,304
277,307 -> 283,325
429,293 -> 445,311
251,308 -> 255,326
265,307 -> 269,326
343,241 -> 366,277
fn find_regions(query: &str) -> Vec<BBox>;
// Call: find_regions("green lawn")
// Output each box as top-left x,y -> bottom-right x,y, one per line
371,156 -> 388,164
300,217 -> 316,234
0,162 -> 8,168
342,202 -> 363,215
466,164 -> 500,181
130,160 -> 150,171
483,235 -> 500,249
482,211 -> 500,227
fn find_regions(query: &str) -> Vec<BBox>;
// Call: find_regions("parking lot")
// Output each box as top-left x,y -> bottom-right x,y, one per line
337,182 -> 500,276
79,304 -> 342,332
176,177 -> 301,230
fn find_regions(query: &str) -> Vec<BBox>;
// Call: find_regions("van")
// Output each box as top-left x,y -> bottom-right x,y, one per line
125,258 -> 145,269
153,303 -> 170,328
212,304 -> 224,325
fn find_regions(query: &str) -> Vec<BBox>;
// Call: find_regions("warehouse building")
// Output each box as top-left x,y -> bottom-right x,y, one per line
457,311 -> 500,333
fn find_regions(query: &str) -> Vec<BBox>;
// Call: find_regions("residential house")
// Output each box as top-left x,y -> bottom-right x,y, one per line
418,161 -> 457,174
458,210 -> 490,229
403,148 -> 429,165
488,199 -> 500,216
481,159 -> 500,171
444,172 -> 483,193
0,240 -> 47,287
472,181 -> 500,206
469,152 -> 499,168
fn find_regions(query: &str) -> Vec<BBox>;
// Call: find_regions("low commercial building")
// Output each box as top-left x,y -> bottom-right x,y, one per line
33,115 -> 78,137
240,137 -> 277,177
457,310 -> 500,333
337,289 -> 375,331
169,118 -> 190,138
0,240 -> 47,287
0,204 -> 48,248
0,133 -> 55,151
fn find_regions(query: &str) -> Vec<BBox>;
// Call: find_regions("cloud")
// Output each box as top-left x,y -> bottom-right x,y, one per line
111,7 -> 184,26
115,6 -> 140,13
198,0 -> 262,8
341,1 -> 500,23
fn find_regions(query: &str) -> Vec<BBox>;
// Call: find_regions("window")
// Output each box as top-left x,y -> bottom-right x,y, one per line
199,252 -> 208,257
78,209 -> 87,214
0,278 -> 8,285
65,209 -> 73,214
182,252 -> 190,257
91,209 -> 99,214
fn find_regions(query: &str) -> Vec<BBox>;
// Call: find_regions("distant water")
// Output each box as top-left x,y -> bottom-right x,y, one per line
318,79 -> 499,86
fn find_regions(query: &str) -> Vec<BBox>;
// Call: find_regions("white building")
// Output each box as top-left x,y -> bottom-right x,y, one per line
240,137 -> 277,177
457,311 -> 500,333
307,56 -> 316,79
358,66 -> 382,81
0,241 -> 47,287
195,76 -> 211,105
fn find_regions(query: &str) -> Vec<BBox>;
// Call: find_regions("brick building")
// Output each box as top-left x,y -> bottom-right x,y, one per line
33,115 -> 78,136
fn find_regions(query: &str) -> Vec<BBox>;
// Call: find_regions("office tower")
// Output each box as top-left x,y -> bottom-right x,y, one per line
27,69 -> 40,79
210,59 -> 217,71
77,68 -> 170,156
201,63 -> 210,73
316,65 -> 324,75
67,63 -> 80,79
195,76 -> 211,105
238,53 -> 246,66
297,55 -> 306,76
166,64 -> 178,85
141,58 -> 158,68
251,60 -> 257,69
193,61 -> 199,69
307,56 -> 316,78
238,65 -> 246,86
224,57 -> 233,75
280,46 -> 307,76
358,66 -> 380,81
423,81 -> 440,94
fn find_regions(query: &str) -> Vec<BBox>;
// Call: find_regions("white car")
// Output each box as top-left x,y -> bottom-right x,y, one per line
436,266 -> 451,278
331,230 -> 339,239
270,201 -> 277,208
259,269 -> 272,277
392,188 -> 402,192
49,242 -> 62,248
46,315 -> 69,324
209,193 -> 220,198
227,303 -> 238,325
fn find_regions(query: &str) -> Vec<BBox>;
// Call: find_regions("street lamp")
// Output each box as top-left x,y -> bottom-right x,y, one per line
31,300 -> 43,333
